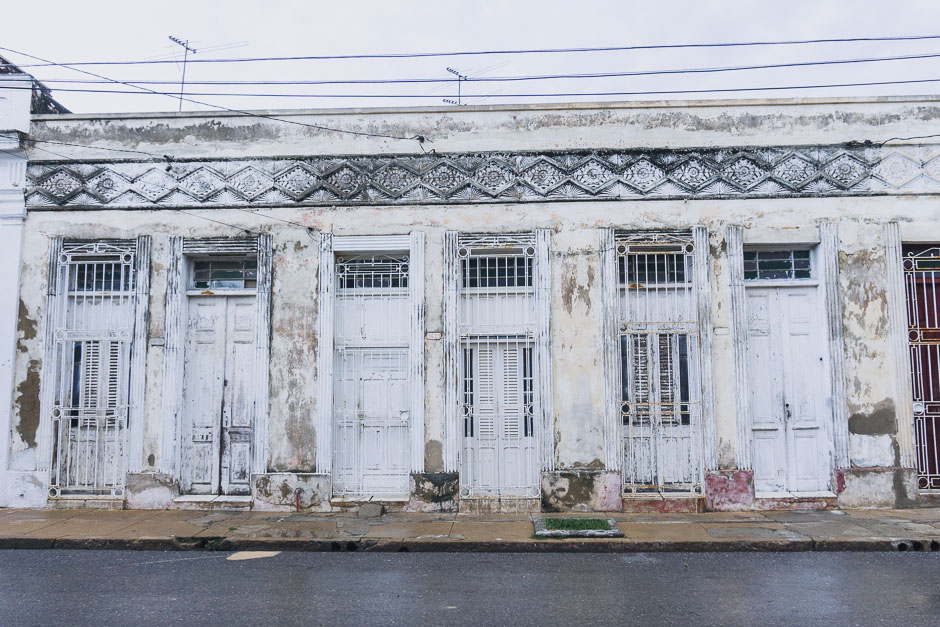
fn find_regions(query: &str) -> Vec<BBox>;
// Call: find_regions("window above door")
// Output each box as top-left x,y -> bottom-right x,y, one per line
189,258 -> 257,291
743,248 -> 812,281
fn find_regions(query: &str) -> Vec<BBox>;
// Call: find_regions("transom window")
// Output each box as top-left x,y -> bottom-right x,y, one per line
336,254 -> 409,290
743,249 -> 811,280
192,259 -> 257,289
461,255 -> 533,289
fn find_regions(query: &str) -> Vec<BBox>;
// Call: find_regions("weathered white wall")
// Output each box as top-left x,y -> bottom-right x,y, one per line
0,75 -> 35,505
26,96 -> 940,160
9,97 -> 940,507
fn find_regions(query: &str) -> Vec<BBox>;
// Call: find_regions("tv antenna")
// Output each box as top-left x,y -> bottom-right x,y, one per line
444,67 -> 467,105
169,36 -> 197,111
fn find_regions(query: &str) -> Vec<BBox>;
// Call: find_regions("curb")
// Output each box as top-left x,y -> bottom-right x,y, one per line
1,536 -> 937,552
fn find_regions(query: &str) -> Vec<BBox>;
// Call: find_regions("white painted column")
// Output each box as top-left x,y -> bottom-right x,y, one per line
599,228 -> 621,471
535,228 -> 554,471
693,226 -> 718,472
409,230 -> 426,473
0,75 -> 32,505
819,220 -> 850,469
442,231 -> 459,473
0,144 -> 26,497
314,233 -> 335,475
884,222 -> 916,468
726,224 -> 752,470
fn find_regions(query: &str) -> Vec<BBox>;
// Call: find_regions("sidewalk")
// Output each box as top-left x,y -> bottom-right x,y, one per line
1,507 -> 939,552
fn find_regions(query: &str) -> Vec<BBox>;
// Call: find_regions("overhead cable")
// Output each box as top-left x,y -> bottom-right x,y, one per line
5,34 -> 940,68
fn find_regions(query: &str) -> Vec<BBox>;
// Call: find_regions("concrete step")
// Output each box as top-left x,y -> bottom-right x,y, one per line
172,495 -> 252,511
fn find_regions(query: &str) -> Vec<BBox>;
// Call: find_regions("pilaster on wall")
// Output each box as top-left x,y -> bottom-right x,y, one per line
599,228 -> 620,472
726,225 -> 751,470
0,142 -> 27,484
314,233 -> 335,475
819,220 -> 850,469
693,226 -> 718,472
884,223 -> 916,468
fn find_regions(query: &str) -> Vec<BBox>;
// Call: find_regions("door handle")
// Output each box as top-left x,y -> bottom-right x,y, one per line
784,403 -> 792,422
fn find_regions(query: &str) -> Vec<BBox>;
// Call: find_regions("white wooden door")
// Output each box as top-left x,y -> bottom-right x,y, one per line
332,253 -> 411,499
746,287 -> 830,493
181,295 -> 255,495
461,342 -> 538,497
333,348 -> 410,497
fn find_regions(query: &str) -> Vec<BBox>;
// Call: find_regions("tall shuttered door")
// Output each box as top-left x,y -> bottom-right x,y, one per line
617,233 -> 703,495
49,242 -> 136,497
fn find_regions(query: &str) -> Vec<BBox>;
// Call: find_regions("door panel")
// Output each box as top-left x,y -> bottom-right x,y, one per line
181,295 -> 256,496
746,286 -> 829,494
461,343 -> 538,497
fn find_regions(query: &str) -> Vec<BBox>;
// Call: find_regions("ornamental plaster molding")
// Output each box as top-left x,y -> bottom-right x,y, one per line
24,144 -> 940,209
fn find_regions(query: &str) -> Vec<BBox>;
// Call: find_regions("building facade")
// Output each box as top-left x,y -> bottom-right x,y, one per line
3,96 -> 940,512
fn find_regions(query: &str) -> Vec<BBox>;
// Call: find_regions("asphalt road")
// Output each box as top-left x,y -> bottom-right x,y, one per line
0,550 -> 937,626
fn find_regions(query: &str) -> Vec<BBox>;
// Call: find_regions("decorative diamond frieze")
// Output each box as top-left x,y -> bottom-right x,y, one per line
325,165 -> 364,195
571,158 -> 616,192
38,169 -> 82,200
723,157 -> 764,190
670,157 -> 716,190
229,166 -> 274,200
473,160 -> 515,195
823,154 -> 867,188
622,158 -> 666,192
24,143 -> 939,209
179,167 -> 225,201
133,168 -> 178,202
424,163 -> 467,195
86,171 -> 130,201
874,152 -> 920,187
274,165 -> 318,199
521,160 -> 566,192
772,154 -> 817,188
373,164 -> 418,195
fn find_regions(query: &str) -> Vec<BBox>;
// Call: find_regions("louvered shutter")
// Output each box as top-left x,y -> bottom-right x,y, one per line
502,347 -> 521,439
475,348 -> 496,439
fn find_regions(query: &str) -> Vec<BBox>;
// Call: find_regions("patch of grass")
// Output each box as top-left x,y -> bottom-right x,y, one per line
543,518 -> 610,531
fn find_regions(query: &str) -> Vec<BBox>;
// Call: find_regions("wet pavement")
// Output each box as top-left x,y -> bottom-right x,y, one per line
1,507 -> 940,551
0,550 -> 937,625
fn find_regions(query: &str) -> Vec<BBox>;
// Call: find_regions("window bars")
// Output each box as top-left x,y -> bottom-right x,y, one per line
332,253 -> 412,498
903,245 -> 940,490
743,249 -> 812,281
616,232 -> 703,494
49,241 -> 137,497
457,233 -> 540,498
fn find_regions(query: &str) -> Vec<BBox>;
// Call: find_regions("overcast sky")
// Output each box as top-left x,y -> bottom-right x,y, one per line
4,0 -> 940,113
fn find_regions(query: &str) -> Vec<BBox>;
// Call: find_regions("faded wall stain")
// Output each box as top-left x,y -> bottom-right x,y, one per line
17,299 -> 37,344
14,360 -> 41,448
848,399 -> 897,436
424,439 -> 443,473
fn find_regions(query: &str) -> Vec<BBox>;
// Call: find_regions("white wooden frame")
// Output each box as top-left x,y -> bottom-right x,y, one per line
728,222 -> 849,476
37,236 -> 151,491
160,235 -> 273,479
314,232 -> 426,477
884,222 -> 916,468
442,230 -> 553,480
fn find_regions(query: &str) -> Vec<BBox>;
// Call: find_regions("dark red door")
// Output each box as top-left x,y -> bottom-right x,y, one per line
904,245 -> 940,490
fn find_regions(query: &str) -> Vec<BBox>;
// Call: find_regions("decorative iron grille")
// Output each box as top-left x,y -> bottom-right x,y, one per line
904,245 -> 940,490
616,232 -> 703,495
457,233 -> 540,498
49,241 -> 137,497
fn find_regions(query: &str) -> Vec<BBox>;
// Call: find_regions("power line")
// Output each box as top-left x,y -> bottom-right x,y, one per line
5,34 -> 940,68
24,50 -> 940,87
0,47 -> 428,145
6,76 -> 940,99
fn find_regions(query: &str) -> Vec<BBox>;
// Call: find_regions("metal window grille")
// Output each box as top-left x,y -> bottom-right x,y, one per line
903,245 -> 940,490
192,259 -> 257,289
616,232 -> 703,494
743,249 -> 812,280
49,241 -> 137,497
457,233 -> 540,498
332,253 -> 411,498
